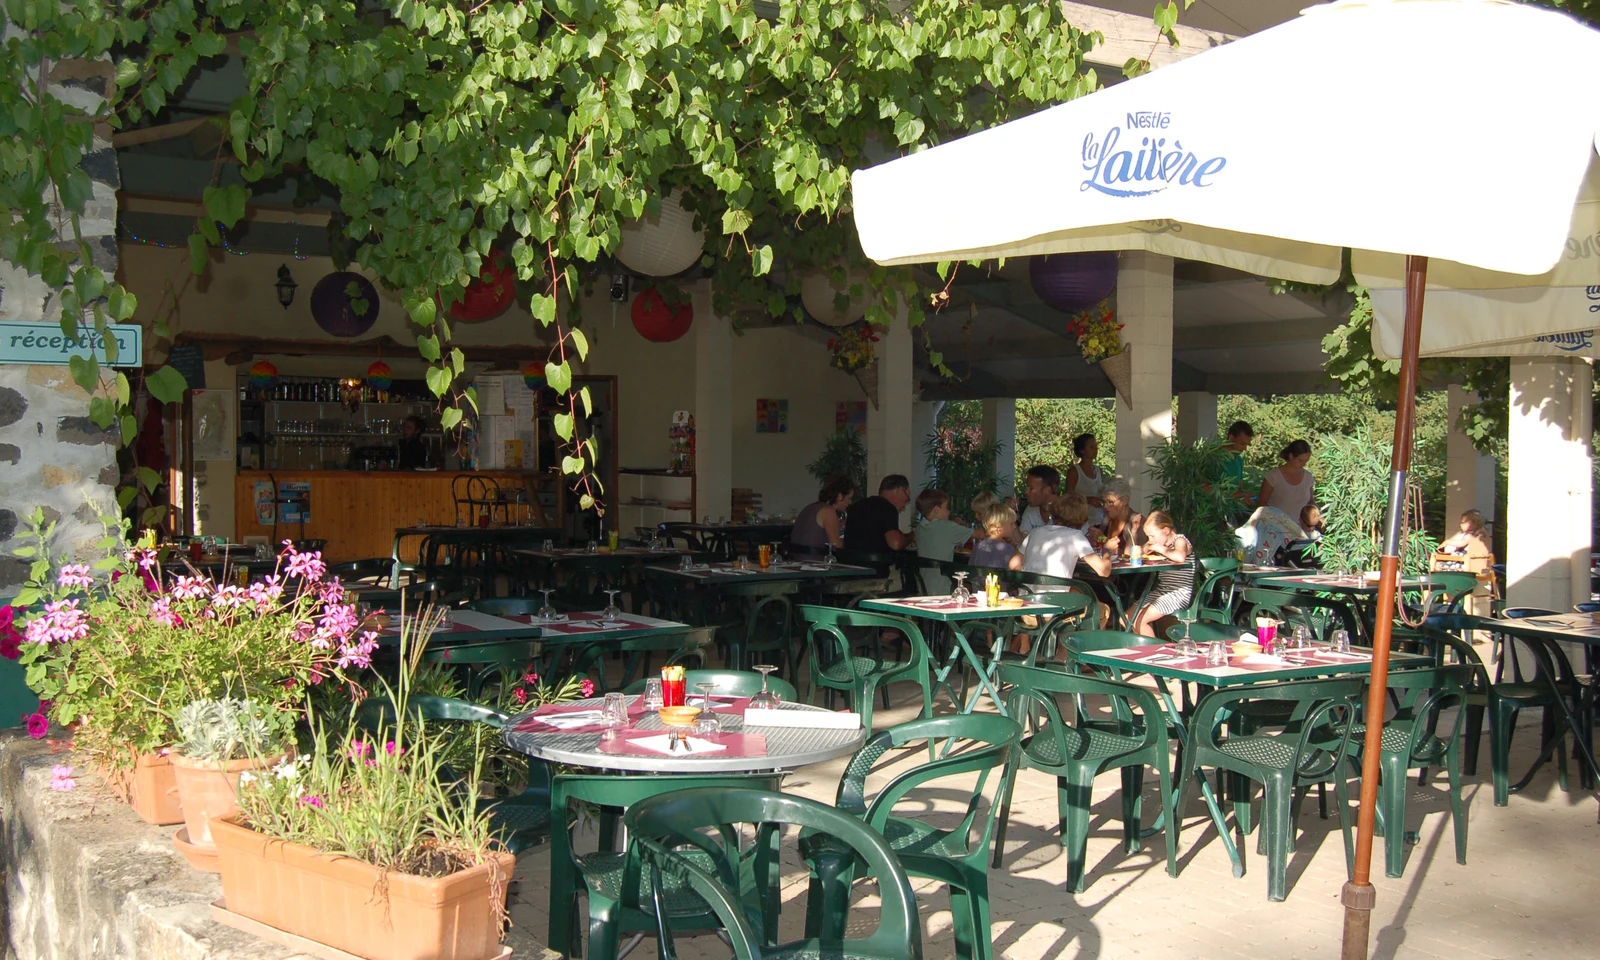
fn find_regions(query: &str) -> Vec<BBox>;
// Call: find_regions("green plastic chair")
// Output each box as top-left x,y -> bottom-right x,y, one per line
1178,677 -> 1364,901
993,663 -> 1178,892
623,787 -> 924,960
797,605 -> 934,733
1016,591 -> 1098,665
629,836 -> 764,960
422,638 -> 542,700
469,596 -> 544,617
355,694 -> 550,855
801,714 -> 1020,960
546,772 -> 785,960
1184,557 -> 1241,621
1348,665 -> 1471,877
621,668 -> 798,703
565,626 -> 712,693
328,557 -> 399,584
718,580 -> 801,677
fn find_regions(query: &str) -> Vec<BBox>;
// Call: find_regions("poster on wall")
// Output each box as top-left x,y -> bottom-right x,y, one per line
836,401 -> 867,435
253,481 -> 276,526
277,481 -> 311,525
669,410 -> 695,473
192,389 -> 235,462
755,398 -> 789,434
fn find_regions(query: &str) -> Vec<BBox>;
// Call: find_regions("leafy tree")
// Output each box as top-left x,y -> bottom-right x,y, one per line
1309,426 -> 1438,576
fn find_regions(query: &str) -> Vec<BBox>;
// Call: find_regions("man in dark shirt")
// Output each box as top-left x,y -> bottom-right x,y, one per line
844,474 -> 912,552
396,415 -> 430,469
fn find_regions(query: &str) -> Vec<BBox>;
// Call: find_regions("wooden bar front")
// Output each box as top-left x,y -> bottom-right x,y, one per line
233,470 -> 546,562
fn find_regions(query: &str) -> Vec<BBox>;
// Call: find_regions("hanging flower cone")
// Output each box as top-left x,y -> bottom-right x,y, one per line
855,362 -> 880,409
1100,347 -> 1132,409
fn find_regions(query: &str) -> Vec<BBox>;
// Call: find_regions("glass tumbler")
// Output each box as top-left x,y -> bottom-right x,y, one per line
642,679 -> 665,710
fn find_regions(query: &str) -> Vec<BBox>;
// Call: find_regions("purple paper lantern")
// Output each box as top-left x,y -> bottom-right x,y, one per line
310,271 -> 380,338
1028,252 -> 1119,314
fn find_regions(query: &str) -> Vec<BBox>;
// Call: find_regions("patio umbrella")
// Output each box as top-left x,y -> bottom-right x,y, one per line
849,2 -> 1600,957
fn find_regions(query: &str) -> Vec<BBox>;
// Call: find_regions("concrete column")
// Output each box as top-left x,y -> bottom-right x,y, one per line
1506,358 -> 1593,611
692,280 -> 732,519
1176,391 -> 1217,446
1445,384 -> 1498,530
981,398 -> 1017,492
1114,252 -> 1175,512
867,303 -> 915,529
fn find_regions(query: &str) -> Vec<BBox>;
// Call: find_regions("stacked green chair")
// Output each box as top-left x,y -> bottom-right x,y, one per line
1186,557 -> 1242,622
797,605 -> 934,732
621,668 -> 798,702
622,788 -> 924,960
801,714 -> 1020,960
994,663 -> 1178,893
1347,665 -> 1471,877
1178,677 -> 1364,901
717,580 -> 801,677
328,557 -> 399,584
546,774 -> 784,959
356,694 -> 550,854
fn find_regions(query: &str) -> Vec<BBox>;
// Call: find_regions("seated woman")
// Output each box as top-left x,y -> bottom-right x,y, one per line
1132,511 -> 1195,638
790,475 -> 853,555
1089,476 -> 1144,559
1017,494 -> 1112,579
1441,508 -> 1491,556
970,504 -> 1020,570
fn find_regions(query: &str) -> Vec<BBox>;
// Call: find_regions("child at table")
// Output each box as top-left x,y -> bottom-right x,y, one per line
970,504 -> 1020,571
1132,511 -> 1195,637
1441,508 -> 1491,557
914,488 -> 975,595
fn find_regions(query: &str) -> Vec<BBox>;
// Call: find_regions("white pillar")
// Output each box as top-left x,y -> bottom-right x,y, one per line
1176,391 -> 1217,447
1445,384 -> 1498,531
912,401 -> 942,500
981,398 -> 1017,492
867,303 -> 915,529
1114,252 -> 1174,512
693,280 -> 732,519
1506,358 -> 1592,611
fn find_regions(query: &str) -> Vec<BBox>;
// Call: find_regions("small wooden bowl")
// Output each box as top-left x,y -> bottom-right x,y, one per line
657,706 -> 702,727
1231,641 -> 1259,656
998,597 -> 1026,609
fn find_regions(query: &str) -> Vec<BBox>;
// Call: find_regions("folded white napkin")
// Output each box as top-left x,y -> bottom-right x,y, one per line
536,711 -> 605,729
1243,654 -> 1288,665
627,735 -> 727,755
744,708 -> 861,730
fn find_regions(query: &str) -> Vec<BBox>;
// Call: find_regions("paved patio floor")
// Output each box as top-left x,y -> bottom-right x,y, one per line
508,653 -> 1599,960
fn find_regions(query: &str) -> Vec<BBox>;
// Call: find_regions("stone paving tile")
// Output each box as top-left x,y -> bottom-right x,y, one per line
509,660 -> 1600,960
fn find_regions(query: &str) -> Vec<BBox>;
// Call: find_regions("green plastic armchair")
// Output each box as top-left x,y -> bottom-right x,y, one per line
622,668 -> 798,702
797,605 -> 934,732
718,580 -> 801,677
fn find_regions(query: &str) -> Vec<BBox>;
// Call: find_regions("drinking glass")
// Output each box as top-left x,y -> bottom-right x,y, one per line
823,542 -> 836,567
438,605 -> 454,628
603,692 -> 628,728
1206,639 -> 1229,666
951,571 -> 971,604
536,588 -> 561,622
542,538 -> 555,553
1176,611 -> 1198,656
750,665 -> 782,709
586,539 -> 598,554
1291,623 -> 1312,651
601,589 -> 623,622
1329,629 -> 1352,654
642,678 -> 665,710
680,553 -> 695,571
694,681 -> 721,737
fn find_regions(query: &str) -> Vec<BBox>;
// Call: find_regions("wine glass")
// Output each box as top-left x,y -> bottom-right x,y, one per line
536,588 -> 562,622
750,665 -> 782,709
601,589 -> 623,622
951,571 -> 971,604
1176,610 -> 1198,656
823,542 -> 836,567
694,681 -> 721,736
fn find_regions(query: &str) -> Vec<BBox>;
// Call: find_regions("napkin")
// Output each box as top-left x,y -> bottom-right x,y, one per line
624,735 -> 728,755
744,708 -> 860,729
1243,654 -> 1288,665
534,711 -> 607,730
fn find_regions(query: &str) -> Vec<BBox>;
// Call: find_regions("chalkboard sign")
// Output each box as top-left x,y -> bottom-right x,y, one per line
167,343 -> 206,390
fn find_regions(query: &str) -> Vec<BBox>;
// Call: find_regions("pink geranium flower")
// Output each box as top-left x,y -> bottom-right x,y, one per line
56,564 -> 94,589
50,765 -> 75,791
579,678 -> 596,698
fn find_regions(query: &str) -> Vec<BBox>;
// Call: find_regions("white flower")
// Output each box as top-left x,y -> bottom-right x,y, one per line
239,771 -> 257,784
272,758 -> 299,781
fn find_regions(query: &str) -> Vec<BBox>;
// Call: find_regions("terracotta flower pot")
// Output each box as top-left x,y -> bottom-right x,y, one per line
210,816 -> 514,960
170,751 -> 286,852
98,751 -> 184,826
1099,347 -> 1133,409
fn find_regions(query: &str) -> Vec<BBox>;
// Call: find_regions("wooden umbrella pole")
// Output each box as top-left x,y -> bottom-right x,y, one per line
1341,255 -> 1428,960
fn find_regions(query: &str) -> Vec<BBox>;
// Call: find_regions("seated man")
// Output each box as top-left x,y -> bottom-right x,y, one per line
1018,493 -> 1111,579
1019,464 -> 1061,536
844,474 -> 912,553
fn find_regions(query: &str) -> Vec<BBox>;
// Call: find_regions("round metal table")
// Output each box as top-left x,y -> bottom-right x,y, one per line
502,698 -> 866,773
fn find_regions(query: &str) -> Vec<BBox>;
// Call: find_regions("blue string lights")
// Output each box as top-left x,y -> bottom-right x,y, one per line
121,223 -> 311,260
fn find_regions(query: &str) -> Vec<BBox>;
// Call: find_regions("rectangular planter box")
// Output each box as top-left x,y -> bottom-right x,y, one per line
210,816 -> 513,960
99,751 -> 184,826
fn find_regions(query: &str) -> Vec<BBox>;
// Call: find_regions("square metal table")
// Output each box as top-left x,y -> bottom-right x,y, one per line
369,608 -> 540,646
859,595 -> 1071,716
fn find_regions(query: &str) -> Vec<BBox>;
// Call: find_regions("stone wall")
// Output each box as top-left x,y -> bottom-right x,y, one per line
0,54 -> 122,598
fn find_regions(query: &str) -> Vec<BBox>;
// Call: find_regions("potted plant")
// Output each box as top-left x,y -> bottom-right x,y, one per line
826,322 -> 883,407
10,510 -> 373,825
215,621 -> 512,960
169,697 -> 293,869
1066,299 -> 1129,407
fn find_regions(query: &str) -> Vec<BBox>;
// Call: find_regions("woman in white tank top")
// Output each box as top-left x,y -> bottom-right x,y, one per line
1064,433 -> 1105,528
1258,439 -> 1315,520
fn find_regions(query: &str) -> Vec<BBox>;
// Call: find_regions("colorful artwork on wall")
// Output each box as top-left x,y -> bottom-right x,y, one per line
836,400 -> 867,435
756,398 -> 789,434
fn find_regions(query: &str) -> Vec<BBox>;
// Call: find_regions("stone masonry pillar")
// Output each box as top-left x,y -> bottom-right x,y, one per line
692,280 -> 732,520
0,58 -> 121,596
1114,252 -> 1175,512
1176,391 -> 1218,447
1506,358 -> 1593,611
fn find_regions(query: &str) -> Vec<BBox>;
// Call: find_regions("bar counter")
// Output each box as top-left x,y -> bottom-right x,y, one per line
233,469 -> 550,563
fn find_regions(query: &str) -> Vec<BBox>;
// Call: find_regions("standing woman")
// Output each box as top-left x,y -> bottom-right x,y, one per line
791,476 -> 853,554
1063,432 -> 1105,528
1257,440 -> 1315,521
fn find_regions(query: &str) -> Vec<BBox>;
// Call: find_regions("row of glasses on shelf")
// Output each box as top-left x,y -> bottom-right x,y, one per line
274,418 -> 405,436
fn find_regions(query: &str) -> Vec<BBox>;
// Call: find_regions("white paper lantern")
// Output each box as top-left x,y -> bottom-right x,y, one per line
800,268 -> 872,327
616,189 -> 705,277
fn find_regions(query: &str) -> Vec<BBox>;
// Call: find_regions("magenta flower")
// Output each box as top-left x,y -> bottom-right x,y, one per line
318,577 -> 346,604
211,584 -> 251,611
384,740 -> 403,757
124,547 -> 158,571
0,635 -> 19,661
170,576 -> 209,600
248,576 -> 285,612
148,596 -> 183,628
579,678 -> 596,698
347,740 -> 373,762
24,712 -> 48,739
282,543 -> 327,582
24,599 -> 90,645
56,564 -> 94,589
335,630 -> 378,670
513,687 -> 528,704
297,794 -> 325,808
49,765 -> 75,791
523,670 -> 539,685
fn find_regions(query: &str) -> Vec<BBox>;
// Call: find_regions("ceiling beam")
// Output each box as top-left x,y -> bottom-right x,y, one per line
1175,318 -> 1342,350
121,193 -> 335,227
1060,1 -> 1236,72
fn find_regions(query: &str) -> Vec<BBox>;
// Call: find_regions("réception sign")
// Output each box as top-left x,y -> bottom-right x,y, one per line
0,321 -> 142,367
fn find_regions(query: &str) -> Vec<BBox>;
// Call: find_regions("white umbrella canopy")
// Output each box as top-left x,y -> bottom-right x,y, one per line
852,0 -> 1600,284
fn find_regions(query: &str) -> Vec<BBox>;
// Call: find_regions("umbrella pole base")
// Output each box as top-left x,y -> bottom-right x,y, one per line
1340,881 -> 1376,960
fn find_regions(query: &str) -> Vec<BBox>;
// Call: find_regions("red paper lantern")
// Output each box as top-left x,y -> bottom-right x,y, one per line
631,286 -> 693,343
443,250 -> 516,322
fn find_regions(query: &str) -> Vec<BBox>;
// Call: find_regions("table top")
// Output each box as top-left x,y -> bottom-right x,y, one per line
1109,560 -> 1185,574
1468,612 -> 1600,646
392,525 -> 561,541
682,521 -> 797,535
1238,564 -> 1305,578
646,560 -> 878,584
1252,572 -> 1434,596
513,546 -> 688,561
503,697 -> 866,772
1075,641 -> 1429,687
498,610 -> 689,644
860,595 -> 1064,622
371,608 -> 539,645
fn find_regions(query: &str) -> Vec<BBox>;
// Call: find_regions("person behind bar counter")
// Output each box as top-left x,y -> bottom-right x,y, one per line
396,415 -> 430,469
